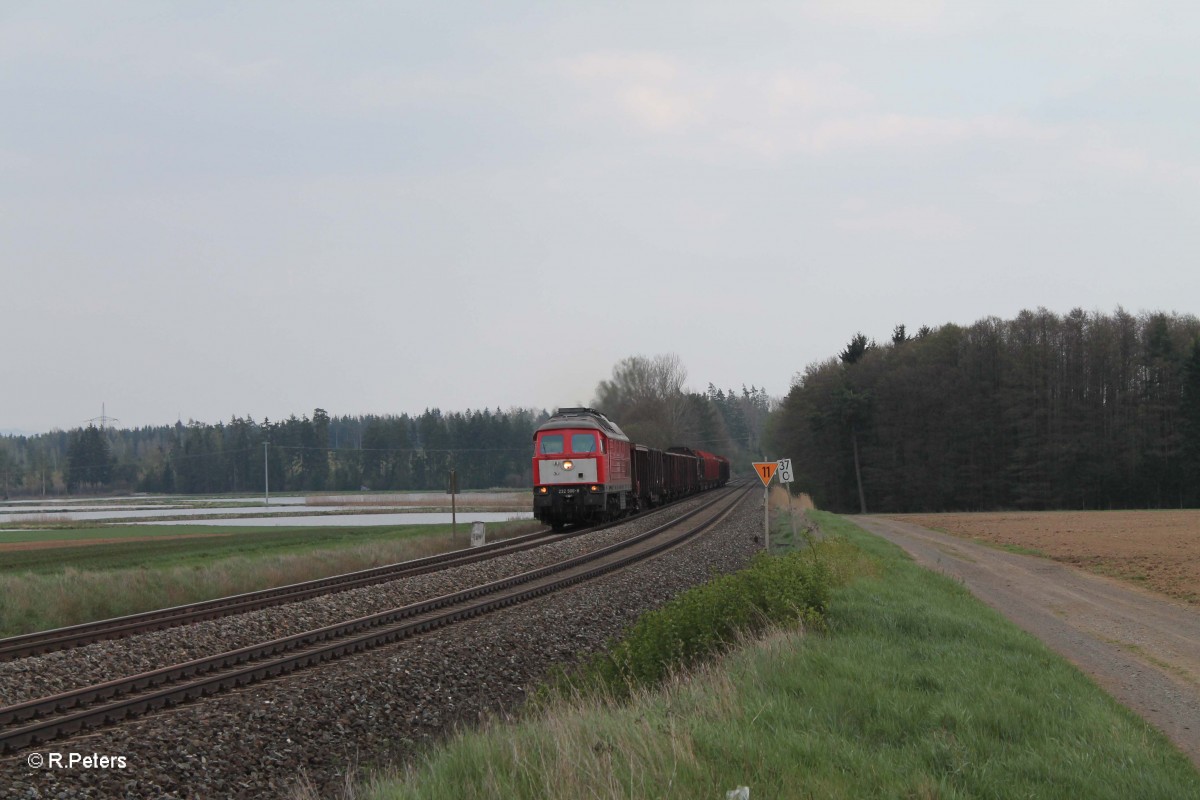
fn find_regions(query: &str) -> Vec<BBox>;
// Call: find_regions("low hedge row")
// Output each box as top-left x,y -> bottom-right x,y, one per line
576,547 -> 833,696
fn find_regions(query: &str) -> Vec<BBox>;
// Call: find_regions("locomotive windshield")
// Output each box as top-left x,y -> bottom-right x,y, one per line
539,432 -> 600,455
571,433 -> 597,453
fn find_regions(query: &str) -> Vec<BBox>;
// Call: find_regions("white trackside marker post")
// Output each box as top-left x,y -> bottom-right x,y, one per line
752,462 -> 778,551
777,458 -> 795,543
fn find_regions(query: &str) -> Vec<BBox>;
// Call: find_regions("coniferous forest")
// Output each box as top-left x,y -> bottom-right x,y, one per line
0,409 -> 548,496
0,365 -> 769,497
768,308 -> 1200,513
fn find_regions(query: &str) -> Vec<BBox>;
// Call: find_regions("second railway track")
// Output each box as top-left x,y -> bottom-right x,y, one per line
1,484 -> 751,754
0,526 -> 564,662
0,487 -> 743,663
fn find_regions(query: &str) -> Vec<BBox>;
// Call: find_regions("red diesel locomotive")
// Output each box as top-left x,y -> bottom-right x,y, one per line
532,408 -> 730,531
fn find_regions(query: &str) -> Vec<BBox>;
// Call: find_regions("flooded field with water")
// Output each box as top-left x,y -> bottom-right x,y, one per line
0,491 -> 531,529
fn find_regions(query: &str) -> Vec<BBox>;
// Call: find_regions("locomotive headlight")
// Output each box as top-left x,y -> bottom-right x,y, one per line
590,485 -> 599,492
539,486 -> 548,494
562,460 -> 573,471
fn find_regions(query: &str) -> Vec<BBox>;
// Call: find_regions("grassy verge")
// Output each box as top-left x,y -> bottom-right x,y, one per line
0,519 -> 540,637
2,524 -> 445,574
767,495 -> 815,555
546,534 -> 856,703
357,512 -> 1200,800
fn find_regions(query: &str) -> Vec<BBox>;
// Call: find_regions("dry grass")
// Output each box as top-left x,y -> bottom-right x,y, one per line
768,486 -> 814,511
1,517 -> 545,636
486,518 -> 546,537
0,536 -> 450,635
4,513 -> 73,527
305,492 -> 528,510
361,630 -> 779,800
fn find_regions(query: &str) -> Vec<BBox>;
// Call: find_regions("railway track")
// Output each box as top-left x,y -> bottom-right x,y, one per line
0,490 -> 741,663
0,484 -> 750,754
0,527 -> 562,662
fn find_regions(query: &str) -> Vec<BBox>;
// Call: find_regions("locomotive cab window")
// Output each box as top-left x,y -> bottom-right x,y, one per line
571,433 -> 598,453
540,434 -> 565,455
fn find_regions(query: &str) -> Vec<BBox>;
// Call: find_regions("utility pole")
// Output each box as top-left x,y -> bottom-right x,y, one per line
449,467 -> 458,543
851,425 -> 867,514
264,441 -> 270,507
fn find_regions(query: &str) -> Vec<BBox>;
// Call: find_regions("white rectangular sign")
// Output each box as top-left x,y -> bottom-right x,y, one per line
777,458 -> 793,484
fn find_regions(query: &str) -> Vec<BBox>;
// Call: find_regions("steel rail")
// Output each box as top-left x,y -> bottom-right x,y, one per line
0,484 -> 750,754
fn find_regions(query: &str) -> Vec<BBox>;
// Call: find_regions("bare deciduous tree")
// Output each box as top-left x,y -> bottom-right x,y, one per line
594,354 -> 693,448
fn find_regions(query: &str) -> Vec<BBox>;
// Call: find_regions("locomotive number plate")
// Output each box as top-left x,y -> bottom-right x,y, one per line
559,488 -> 580,494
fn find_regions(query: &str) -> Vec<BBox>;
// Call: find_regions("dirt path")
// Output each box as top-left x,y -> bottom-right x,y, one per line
855,515 -> 1200,769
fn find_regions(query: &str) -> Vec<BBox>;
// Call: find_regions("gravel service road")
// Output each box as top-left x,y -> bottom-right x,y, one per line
855,515 -> 1200,769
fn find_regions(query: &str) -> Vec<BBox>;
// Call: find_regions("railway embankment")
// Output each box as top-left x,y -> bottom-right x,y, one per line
358,511 -> 1200,800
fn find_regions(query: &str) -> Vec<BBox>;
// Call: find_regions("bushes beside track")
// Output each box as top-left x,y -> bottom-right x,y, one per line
569,545 -> 841,697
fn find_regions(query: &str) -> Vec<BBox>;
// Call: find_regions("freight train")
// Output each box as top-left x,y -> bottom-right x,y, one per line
532,407 -> 730,531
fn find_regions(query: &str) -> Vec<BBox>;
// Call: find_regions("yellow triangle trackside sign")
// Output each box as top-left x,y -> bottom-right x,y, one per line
752,462 -> 778,487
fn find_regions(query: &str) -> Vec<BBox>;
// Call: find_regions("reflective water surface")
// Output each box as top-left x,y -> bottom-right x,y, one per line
143,511 -> 532,527
0,494 -> 531,527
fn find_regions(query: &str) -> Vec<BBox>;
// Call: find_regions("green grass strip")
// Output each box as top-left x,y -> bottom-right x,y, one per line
363,512 -> 1200,800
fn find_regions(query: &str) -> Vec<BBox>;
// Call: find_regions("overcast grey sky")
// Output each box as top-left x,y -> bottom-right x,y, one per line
3,1 -> 1198,433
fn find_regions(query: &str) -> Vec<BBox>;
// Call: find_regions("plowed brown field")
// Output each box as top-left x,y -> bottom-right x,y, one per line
888,511 -> 1200,604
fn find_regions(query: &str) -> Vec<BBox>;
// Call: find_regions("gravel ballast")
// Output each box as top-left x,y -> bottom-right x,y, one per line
1,491 -> 763,799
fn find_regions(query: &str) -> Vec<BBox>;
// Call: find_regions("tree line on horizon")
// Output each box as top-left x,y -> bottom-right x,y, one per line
768,308 -> 1200,513
0,357 -> 771,497
0,409 -> 548,496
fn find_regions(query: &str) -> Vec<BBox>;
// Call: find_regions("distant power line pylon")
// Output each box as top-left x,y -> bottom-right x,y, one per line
86,403 -> 120,429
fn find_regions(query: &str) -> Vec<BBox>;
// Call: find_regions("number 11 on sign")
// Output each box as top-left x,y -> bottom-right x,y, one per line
753,462 -> 778,486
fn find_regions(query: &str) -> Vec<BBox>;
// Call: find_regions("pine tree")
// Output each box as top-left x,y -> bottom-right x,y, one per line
1182,338 -> 1200,506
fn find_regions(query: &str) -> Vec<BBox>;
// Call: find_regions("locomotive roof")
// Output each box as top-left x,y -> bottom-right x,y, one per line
536,407 -> 629,441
